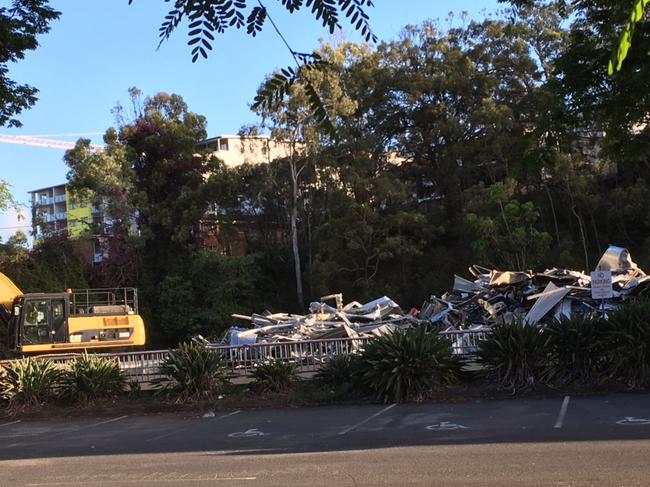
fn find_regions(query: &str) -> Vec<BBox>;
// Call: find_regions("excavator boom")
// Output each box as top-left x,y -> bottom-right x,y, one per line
0,272 -> 22,313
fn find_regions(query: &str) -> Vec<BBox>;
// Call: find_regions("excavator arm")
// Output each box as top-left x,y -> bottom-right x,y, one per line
0,272 -> 22,327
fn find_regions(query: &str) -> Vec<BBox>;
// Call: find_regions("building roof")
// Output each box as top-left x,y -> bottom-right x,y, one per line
201,134 -> 272,143
28,183 -> 67,194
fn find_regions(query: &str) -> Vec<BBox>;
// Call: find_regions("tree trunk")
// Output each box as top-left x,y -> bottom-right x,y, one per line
289,157 -> 304,307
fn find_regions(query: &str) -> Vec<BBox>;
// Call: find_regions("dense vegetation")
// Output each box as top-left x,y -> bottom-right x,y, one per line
1,1 -> 650,348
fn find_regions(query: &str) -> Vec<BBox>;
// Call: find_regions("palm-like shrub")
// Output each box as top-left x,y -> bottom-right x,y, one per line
356,327 -> 463,403
601,299 -> 650,388
157,342 -> 228,400
250,360 -> 297,392
315,355 -> 359,386
478,321 -> 547,392
60,353 -> 125,404
314,354 -> 361,395
544,315 -> 606,387
0,358 -> 61,407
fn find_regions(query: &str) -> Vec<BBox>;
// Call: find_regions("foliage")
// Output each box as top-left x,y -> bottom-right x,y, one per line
356,327 -> 463,403
0,180 -> 21,214
609,0 -> 649,74
138,0 -> 376,137
0,358 -> 61,407
314,354 -> 360,395
155,252 -> 279,344
600,300 -> 650,388
0,232 -> 89,293
544,315 -> 606,387
0,0 -> 60,127
478,321 -> 548,392
466,179 -> 552,271
250,359 -> 298,393
59,353 -> 125,404
157,342 -> 229,400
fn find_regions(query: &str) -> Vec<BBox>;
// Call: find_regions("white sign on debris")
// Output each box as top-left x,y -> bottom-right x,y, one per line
591,270 -> 613,300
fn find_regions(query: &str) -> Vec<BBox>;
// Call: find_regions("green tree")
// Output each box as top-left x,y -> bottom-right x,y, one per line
0,0 -> 60,127
466,179 -> 552,270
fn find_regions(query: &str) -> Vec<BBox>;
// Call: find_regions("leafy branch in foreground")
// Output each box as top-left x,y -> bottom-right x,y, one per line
132,0 -> 376,136
252,58 -> 338,138
609,0 -> 649,75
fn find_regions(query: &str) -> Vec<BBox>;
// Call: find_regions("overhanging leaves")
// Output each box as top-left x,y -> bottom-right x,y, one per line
609,0 -> 650,75
252,59 -> 337,138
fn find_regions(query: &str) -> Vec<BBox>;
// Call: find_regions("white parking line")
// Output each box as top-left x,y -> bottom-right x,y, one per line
90,416 -> 129,428
146,410 -> 241,442
0,420 -> 21,427
26,478 -> 257,486
338,404 -> 397,435
554,396 -> 571,429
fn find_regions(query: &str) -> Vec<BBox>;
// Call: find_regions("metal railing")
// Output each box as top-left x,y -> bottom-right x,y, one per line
210,336 -> 375,375
2,330 -> 489,385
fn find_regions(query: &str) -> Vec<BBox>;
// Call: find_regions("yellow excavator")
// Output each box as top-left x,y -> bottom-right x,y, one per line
0,272 -> 145,355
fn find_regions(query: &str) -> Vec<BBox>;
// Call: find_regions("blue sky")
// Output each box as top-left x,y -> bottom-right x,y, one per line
0,0 -> 501,241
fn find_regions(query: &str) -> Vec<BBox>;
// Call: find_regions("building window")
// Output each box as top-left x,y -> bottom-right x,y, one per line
219,139 -> 229,151
69,220 -> 77,228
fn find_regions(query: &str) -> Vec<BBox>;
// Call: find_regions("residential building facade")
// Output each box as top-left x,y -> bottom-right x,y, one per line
29,183 -> 110,262
198,134 -> 297,168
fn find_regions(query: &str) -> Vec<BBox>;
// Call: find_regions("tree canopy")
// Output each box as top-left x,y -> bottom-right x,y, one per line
0,0 -> 60,128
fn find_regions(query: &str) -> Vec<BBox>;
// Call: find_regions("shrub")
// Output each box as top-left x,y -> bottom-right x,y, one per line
544,315 -> 606,387
601,299 -> 650,388
478,321 -> 547,392
315,354 -> 359,386
60,353 -> 125,404
0,358 -> 61,407
356,327 -> 463,403
157,342 -> 228,401
250,360 -> 297,393
314,354 -> 361,396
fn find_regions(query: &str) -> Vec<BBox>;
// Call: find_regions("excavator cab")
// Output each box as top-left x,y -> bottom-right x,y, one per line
11,294 -> 70,350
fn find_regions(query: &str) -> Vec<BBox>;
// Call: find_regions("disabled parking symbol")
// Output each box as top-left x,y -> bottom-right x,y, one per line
426,421 -> 469,431
616,417 -> 650,426
228,428 -> 270,438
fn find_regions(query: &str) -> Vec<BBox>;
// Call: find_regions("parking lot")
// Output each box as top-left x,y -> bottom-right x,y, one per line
2,393 -> 650,486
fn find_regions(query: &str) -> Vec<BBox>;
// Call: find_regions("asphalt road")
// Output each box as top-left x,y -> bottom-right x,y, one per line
2,393 -> 650,486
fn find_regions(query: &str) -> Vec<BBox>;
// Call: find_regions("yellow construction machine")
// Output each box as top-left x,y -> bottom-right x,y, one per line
0,272 -> 145,355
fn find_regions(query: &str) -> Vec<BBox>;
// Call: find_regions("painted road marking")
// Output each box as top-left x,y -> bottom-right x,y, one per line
0,420 -> 21,427
89,416 -> 129,428
554,396 -> 571,429
616,417 -> 650,425
426,421 -> 468,432
146,411 -> 241,442
2,417 -> 128,448
26,477 -> 257,485
338,404 -> 397,435
228,428 -> 269,438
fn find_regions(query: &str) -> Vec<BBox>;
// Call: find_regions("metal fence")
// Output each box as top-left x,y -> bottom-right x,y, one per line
2,329 -> 488,385
210,336 -> 375,375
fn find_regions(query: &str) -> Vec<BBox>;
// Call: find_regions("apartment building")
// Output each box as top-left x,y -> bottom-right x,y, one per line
28,183 -> 112,262
198,134 -> 298,167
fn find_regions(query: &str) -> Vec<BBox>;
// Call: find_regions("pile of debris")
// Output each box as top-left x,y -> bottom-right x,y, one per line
420,246 -> 650,333
222,294 -> 418,345
219,246 -> 648,346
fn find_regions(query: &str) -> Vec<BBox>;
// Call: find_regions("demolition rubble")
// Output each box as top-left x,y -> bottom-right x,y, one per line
222,246 -> 649,345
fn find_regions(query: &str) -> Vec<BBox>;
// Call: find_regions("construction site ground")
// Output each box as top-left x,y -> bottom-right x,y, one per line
2,393 -> 650,486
